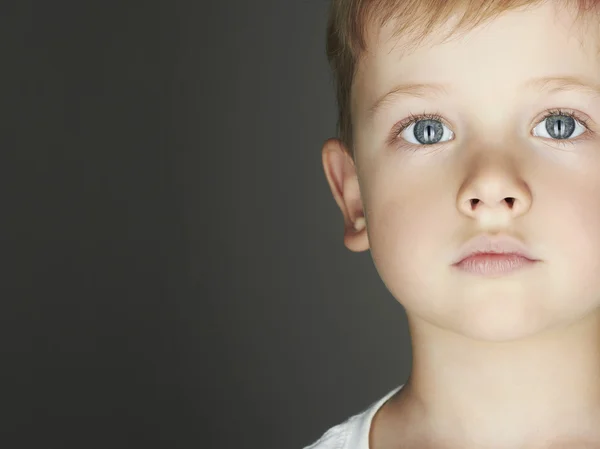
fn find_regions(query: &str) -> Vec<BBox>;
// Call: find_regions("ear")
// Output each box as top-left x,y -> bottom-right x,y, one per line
321,138 -> 369,252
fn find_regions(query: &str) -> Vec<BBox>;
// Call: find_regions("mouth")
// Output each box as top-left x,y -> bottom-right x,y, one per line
452,234 -> 539,276
453,252 -> 538,276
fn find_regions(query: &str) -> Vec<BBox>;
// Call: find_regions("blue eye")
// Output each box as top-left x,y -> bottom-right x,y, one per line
401,119 -> 454,145
532,113 -> 586,140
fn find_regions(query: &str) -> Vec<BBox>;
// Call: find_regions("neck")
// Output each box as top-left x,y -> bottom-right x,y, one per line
399,309 -> 600,448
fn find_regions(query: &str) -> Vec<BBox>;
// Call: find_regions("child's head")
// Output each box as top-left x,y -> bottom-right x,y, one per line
322,0 -> 600,342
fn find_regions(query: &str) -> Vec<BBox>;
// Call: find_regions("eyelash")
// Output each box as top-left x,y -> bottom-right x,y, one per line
388,108 -> 593,150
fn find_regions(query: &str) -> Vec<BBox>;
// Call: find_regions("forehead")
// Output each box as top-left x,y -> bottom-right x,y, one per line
352,2 -> 600,121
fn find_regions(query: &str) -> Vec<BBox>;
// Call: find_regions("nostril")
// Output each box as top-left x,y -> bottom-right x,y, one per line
469,197 -> 515,209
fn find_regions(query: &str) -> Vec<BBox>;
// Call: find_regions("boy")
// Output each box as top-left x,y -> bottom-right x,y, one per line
304,0 -> 600,448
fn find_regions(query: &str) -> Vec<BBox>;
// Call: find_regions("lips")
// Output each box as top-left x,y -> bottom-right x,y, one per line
454,253 -> 537,275
452,234 -> 538,266
452,234 -> 539,276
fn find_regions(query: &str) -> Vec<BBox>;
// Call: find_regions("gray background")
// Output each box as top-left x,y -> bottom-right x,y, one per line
6,0 -> 411,447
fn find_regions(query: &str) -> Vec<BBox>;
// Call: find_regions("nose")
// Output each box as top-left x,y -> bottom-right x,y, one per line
457,174 -> 531,226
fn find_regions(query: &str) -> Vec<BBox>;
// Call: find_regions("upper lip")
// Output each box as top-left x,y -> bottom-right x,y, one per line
453,234 -> 538,264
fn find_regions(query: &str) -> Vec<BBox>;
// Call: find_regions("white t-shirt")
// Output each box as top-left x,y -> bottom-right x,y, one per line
302,385 -> 404,449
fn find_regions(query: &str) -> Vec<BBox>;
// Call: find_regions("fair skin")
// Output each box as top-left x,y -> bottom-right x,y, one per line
323,2 -> 600,449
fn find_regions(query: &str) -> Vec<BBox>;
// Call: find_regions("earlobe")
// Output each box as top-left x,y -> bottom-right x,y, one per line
344,217 -> 369,252
345,215 -> 369,252
321,138 -> 370,252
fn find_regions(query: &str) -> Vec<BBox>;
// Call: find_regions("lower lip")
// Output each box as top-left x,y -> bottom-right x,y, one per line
453,254 -> 537,276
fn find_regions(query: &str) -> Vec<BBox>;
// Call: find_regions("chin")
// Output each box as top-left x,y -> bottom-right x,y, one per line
449,299 -> 597,343
409,291 -> 556,343
460,294 -> 546,341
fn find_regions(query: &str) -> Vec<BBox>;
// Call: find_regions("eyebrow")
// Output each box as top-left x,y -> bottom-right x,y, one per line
366,75 -> 600,121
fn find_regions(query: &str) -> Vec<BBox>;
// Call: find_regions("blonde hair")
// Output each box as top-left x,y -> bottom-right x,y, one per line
325,0 -> 600,157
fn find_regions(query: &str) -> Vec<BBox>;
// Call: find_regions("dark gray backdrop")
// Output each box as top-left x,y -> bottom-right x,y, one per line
6,1 -> 411,448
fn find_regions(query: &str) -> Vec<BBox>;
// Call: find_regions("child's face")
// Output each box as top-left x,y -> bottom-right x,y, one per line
337,2 -> 600,340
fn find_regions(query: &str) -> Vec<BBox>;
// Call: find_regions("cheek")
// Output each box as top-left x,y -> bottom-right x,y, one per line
543,186 -> 600,300
367,191 -> 452,308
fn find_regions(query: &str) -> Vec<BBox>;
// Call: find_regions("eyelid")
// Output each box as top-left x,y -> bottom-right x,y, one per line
530,108 -> 592,130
